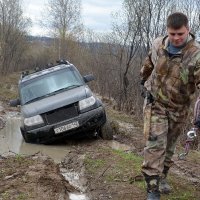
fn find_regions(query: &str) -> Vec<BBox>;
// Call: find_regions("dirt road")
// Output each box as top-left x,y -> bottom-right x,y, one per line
0,101 -> 200,200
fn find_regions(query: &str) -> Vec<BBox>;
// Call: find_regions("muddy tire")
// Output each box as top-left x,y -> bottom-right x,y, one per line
99,119 -> 113,140
21,129 -> 32,143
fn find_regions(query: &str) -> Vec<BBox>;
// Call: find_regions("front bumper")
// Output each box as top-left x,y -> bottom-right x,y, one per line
21,106 -> 106,143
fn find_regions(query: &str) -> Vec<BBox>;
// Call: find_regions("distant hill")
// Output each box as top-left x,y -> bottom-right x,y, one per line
26,35 -> 54,45
26,35 -> 107,49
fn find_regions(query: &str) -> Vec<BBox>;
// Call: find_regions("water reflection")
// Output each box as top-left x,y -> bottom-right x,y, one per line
0,114 -> 70,163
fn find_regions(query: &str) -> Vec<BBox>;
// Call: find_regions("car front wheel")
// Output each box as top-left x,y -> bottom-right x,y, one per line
99,119 -> 113,140
21,128 -> 33,143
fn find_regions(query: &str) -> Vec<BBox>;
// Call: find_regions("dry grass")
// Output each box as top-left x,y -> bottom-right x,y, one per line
0,72 -> 20,101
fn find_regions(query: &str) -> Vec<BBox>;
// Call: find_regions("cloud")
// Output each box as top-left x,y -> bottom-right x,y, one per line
82,0 -> 122,32
23,0 -> 123,36
83,0 -> 122,8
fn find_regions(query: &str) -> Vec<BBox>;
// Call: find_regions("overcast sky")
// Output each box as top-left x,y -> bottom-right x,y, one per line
23,0 -> 123,36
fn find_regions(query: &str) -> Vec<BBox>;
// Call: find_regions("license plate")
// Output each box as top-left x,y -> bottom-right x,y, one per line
54,121 -> 79,134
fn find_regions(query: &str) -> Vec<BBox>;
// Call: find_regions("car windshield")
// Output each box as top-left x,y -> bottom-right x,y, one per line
20,67 -> 84,105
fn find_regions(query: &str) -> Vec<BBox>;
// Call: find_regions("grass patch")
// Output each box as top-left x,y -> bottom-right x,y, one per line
14,154 -> 34,165
106,107 -> 143,128
1,156 -> 34,178
1,191 -> 29,200
16,193 -> 28,200
161,174 -> 198,200
84,156 -> 106,174
98,148 -> 144,183
107,108 -> 134,124
0,72 -> 20,84
187,150 -> 200,161
94,148 -> 199,199
112,149 -> 143,174
0,72 -> 20,101
0,87 -> 18,101
84,148 -> 144,184
84,147 -> 200,199
1,191 -> 11,200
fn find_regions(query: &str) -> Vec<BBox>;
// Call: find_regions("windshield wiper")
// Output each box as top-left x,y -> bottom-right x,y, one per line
48,85 -> 82,95
24,94 -> 51,104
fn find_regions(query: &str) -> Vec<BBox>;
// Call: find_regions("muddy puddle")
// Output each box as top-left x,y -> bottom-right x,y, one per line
0,113 -> 90,200
0,113 -> 72,163
0,112 -> 136,200
0,112 -> 133,160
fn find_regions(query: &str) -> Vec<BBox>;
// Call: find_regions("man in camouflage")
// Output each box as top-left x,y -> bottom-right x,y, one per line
140,12 -> 200,200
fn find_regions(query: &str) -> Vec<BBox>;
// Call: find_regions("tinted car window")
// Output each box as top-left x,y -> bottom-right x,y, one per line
20,67 -> 84,105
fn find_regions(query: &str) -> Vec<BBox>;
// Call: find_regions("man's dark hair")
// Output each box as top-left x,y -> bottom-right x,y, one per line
167,12 -> 189,29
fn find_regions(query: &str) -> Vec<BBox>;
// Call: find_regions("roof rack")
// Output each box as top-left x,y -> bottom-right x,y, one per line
46,63 -> 54,68
21,63 -> 53,79
56,59 -> 70,65
21,60 -> 70,79
21,71 -> 30,78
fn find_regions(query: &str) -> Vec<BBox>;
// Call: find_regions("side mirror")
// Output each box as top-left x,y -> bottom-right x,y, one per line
10,98 -> 20,107
83,74 -> 95,83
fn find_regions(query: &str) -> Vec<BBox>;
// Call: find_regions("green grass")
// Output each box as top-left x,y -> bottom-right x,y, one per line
84,156 -> 106,174
15,154 -> 25,163
1,191 -> 10,200
112,149 -> 143,174
95,148 -> 144,183
84,147 -> 200,200
161,174 -> 199,200
84,148 -> 143,183
16,193 -> 28,200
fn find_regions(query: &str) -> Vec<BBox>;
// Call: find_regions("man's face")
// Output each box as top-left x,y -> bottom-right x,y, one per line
167,26 -> 189,47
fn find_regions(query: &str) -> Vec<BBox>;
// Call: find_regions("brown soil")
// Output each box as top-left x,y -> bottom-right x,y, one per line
61,140 -> 146,200
0,100 -> 200,200
0,154 -> 75,200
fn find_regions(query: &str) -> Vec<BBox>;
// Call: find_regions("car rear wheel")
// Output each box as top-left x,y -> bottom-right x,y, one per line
99,119 -> 113,140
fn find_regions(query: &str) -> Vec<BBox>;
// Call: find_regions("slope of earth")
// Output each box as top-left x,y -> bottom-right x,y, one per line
0,73 -> 200,200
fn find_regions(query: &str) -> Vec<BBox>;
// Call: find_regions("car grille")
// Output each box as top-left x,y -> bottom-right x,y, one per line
43,103 -> 79,124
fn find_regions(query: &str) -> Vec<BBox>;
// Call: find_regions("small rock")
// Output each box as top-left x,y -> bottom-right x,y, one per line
4,172 -> 19,180
4,175 -> 14,180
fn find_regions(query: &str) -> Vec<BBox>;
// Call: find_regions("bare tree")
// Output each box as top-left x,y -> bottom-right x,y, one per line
83,0 -> 200,115
0,0 -> 30,74
43,0 -> 83,59
173,0 -> 200,34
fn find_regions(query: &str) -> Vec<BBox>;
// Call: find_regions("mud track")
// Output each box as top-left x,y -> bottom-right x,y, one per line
0,102 -> 200,200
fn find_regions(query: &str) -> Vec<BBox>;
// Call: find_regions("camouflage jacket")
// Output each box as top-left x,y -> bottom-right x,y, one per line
140,33 -> 200,114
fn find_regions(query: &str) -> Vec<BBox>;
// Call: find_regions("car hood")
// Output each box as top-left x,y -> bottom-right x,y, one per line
21,85 -> 92,118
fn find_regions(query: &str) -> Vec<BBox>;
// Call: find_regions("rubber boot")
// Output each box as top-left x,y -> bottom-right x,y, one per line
144,174 -> 160,200
159,166 -> 172,194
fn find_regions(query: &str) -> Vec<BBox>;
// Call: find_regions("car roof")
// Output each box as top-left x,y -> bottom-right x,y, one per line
20,64 -> 75,84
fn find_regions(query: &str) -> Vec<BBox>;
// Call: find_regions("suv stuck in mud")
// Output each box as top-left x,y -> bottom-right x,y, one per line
10,60 -> 113,143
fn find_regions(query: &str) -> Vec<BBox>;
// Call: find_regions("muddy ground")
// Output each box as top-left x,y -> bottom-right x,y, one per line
0,99 -> 200,200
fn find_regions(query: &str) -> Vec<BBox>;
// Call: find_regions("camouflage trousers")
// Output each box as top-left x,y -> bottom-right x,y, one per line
141,99 -> 186,176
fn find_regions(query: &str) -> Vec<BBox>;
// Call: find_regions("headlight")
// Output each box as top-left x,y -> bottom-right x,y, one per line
24,115 -> 44,126
79,96 -> 96,110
